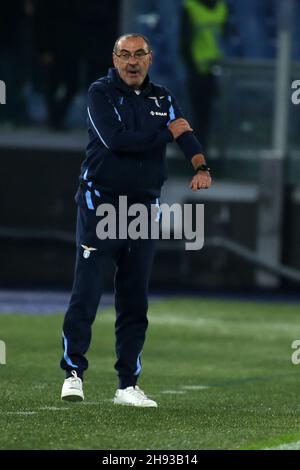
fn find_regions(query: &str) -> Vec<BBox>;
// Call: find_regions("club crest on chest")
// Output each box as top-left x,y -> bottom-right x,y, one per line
81,245 -> 98,259
148,96 -> 165,108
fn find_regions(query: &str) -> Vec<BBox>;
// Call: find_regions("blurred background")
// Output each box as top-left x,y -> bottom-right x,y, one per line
1,0 -> 300,304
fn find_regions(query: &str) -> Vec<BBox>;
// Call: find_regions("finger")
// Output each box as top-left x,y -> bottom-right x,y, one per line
175,118 -> 186,124
181,126 -> 193,133
191,180 -> 197,191
190,178 -> 197,189
178,122 -> 190,129
175,123 -> 188,131
197,181 -> 207,189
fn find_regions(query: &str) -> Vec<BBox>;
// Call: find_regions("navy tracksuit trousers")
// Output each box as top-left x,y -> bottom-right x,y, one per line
60,191 -> 157,389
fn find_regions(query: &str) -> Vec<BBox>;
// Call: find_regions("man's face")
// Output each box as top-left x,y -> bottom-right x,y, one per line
113,37 -> 152,89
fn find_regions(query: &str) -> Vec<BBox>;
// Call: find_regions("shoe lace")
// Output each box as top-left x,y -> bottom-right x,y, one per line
69,370 -> 81,387
128,386 -> 148,400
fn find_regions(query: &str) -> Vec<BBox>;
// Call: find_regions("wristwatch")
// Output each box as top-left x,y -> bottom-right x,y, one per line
195,164 -> 211,174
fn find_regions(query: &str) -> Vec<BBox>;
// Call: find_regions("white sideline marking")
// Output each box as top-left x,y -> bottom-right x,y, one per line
263,440 -> 300,450
97,313 -> 213,328
39,406 -> 69,411
181,385 -> 210,390
97,312 -> 300,337
159,385 -> 210,395
0,411 -> 37,415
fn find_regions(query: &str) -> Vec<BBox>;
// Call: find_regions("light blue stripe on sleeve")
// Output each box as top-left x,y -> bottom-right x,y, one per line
167,95 -> 176,125
85,190 -> 94,210
155,198 -> 161,222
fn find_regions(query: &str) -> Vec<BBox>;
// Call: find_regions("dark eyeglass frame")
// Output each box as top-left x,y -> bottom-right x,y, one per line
113,49 -> 151,61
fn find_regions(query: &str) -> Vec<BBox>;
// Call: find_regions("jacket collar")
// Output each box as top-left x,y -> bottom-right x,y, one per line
107,67 -> 153,96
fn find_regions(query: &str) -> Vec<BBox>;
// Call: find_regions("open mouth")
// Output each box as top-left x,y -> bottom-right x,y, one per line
127,70 -> 139,77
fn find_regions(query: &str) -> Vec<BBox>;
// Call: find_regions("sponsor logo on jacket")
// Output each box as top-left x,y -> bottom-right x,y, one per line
150,110 -> 168,116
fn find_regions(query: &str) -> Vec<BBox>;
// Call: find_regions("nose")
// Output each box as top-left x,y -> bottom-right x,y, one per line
127,55 -> 138,65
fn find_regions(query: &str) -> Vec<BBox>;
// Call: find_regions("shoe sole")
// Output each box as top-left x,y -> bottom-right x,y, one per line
61,393 -> 84,402
113,400 -> 157,408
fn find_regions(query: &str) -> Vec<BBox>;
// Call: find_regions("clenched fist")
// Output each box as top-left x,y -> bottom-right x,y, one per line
190,171 -> 212,191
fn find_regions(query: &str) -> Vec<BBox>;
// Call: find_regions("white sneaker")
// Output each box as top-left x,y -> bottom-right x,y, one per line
114,385 -> 157,408
61,370 -> 84,402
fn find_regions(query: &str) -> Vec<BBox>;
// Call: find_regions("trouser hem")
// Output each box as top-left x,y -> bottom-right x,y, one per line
118,375 -> 138,389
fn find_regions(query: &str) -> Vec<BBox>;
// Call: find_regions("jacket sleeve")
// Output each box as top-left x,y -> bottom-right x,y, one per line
166,91 -> 205,161
88,84 -> 174,153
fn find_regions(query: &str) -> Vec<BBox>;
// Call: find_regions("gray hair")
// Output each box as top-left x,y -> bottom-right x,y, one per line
113,33 -> 151,53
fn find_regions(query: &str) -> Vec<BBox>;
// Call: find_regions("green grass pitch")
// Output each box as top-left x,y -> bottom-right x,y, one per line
1,298 -> 300,450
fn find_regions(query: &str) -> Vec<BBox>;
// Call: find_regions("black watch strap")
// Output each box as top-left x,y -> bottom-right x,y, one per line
195,164 -> 211,173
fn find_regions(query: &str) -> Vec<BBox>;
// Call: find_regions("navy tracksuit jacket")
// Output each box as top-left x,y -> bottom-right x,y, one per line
60,68 -> 204,388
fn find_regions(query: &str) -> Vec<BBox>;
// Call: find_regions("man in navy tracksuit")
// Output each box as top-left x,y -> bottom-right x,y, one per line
60,33 -> 212,407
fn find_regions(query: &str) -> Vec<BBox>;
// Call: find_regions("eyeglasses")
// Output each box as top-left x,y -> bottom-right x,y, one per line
113,50 -> 151,61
